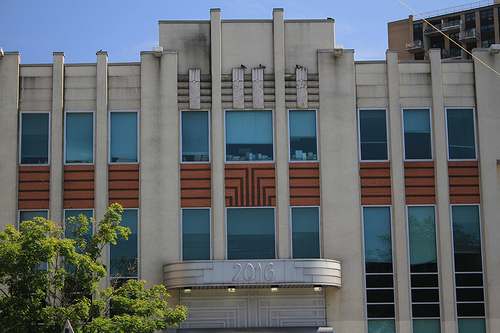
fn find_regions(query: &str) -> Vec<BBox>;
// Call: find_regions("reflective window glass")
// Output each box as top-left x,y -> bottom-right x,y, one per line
110,112 -> 137,163
20,113 -> 49,165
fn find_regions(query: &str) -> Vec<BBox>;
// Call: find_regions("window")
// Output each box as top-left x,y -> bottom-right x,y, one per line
451,205 -> 485,332
182,208 -> 210,260
110,209 -> 138,280
363,206 -> 395,332
403,109 -> 432,160
226,110 -> 273,162
446,108 -> 476,160
109,111 -> 138,163
227,208 -> 275,259
64,209 -> 94,244
289,110 -> 317,161
20,112 -> 49,165
181,111 -> 209,162
359,109 -> 388,161
291,207 -> 320,258
407,206 -> 440,332
65,112 -> 94,164
18,210 -> 49,271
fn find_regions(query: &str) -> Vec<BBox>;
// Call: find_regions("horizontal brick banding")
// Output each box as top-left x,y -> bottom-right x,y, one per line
109,164 -> 139,208
181,164 -> 211,207
360,162 -> 391,205
405,161 -> 436,205
289,162 -> 320,206
64,165 -> 94,209
225,163 -> 276,207
449,161 -> 480,204
18,166 -> 50,209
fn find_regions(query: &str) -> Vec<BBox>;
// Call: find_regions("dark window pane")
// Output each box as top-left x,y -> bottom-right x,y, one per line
412,304 -> 441,317
20,113 -> 49,165
403,109 -> 432,159
182,111 -> 209,162
367,304 -> 395,318
366,275 -> 394,288
363,207 -> 393,273
408,206 -> 437,273
291,207 -> 320,258
447,109 -> 476,159
411,289 -> 439,303
182,209 -> 210,261
456,288 -> 484,302
457,303 -> 485,317
66,112 -> 94,163
413,319 -> 441,333
452,206 -> 482,272
110,112 -> 138,163
411,274 -> 439,287
110,210 -> 138,278
368,320 -> 396,333
289,110 -> 317,161
359,110 -> 388,160
367,289 -> 394,303
456,273 -> 483,287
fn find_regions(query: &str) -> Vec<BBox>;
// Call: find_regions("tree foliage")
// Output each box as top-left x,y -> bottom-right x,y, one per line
0,203 -> 186,332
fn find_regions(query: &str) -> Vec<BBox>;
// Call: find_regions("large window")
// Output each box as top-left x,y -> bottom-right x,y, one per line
291,207 -> 320,258
289,110 -> 317,161
446,108 -> 476,160
109,111 -> 138,163
451,205 -> 485,332
182,208 -> 210,260
227,208 -> 275,259
20,112 -> 50,165
226,110 -> 273,162
110,209 -> 138,280
403,109 -> 432,160
65,112 -> 94,164
359,109 -> 388,161
181,111 -> 209,162
18,210 -> 49,271
407,206 -> 440,333
363,206 -> 395,333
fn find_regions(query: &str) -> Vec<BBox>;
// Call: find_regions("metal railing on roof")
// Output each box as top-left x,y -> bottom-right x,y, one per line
419,0 -> 494,19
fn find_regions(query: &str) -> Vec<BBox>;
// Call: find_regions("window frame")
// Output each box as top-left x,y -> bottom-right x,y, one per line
290,206 -> 321,259
64,111 -> 95,165
287,109 -> 319,162
19,111 -> 51,166
108,110 -> 139,165
358,109 -> 390,162
180,110 -> 211,164
181,207 -> 212,261
224,109 -> 275,163
18,209 -> 49,230
445,107 -> 477,161
108,208 -> 139,282
225,207 -> 276,260
402,108 -> 433,161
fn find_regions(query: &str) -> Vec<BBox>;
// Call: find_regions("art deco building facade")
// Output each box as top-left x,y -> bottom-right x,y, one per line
1,8 -> 500,333
388,0 -> 500,60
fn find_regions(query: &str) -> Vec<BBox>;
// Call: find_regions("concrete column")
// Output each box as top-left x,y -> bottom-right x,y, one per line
210,8 -> 225,260
49,52 -> 65,225
429,48 -> 456,333
273,8 -> 290,259
0,52 -> 20,229
386,50 -> 411,333
472,48 -> 500,332
318,49 -> 365,332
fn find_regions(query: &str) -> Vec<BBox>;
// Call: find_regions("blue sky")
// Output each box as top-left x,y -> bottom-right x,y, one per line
1,0 -> 466,63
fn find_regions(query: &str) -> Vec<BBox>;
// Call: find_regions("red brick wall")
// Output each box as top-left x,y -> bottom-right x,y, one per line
405,161 -> 436,204
360,162 -> 392,205
449,161 -> 480,204
181,164 -> 211,207
18,166 -> 50,209
289,162 -> 320,206
64,165 -> 94,209
109,164 -> 139,208
225,164 -> 276,207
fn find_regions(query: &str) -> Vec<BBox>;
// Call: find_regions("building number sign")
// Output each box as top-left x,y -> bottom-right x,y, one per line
232,262 -> 276,283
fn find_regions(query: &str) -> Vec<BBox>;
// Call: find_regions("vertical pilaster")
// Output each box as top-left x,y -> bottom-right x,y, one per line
252,68 -> 264,109
189,68 -> 201,110
232,68 -> 244,109
273,8 -> 290,259
386,50 -> 411,333
50,52 -> 65,225
210,8 -> 225,260
429,48 -> 456,333
0,52 -> 20,228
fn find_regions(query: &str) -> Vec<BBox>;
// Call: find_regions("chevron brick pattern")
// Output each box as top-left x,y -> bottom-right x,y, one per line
449,161 -> 480,204
405,161 -> 436,204
225,163 -> 276,207
289,162 -> 320,206
181,164 -> 211,207
64,165 -> 94,209
18,166 -> 50,209
360,162 -> 392,205
109,164 -> 139,208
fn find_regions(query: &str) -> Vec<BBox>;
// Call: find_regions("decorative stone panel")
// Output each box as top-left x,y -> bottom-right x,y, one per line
189,69 -> 201,109
232,68 -> 245,109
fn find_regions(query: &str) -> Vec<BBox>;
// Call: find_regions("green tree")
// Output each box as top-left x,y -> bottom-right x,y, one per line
0,203 -> 187,332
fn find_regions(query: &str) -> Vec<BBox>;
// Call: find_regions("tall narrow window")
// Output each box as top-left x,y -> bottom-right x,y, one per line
289,110 -> 317,161
226,110 -> 273,162
227,208 -> 275,259
446,108 -> 476,160
451,205 -> 485,333
403,109 -> 432,160
359,110 -> 388,161
363,206 -> 395,333
181,111 -> 209,162
291,207 -> 320,258
110,209 -> 138,281
65,112 -> 94,164
182,208 -> 210,260
109,111 -> 138,163
19,210 -> 49,271
64,209 -> 94,245
20,112 -> 49,165
407,206 -> 440,333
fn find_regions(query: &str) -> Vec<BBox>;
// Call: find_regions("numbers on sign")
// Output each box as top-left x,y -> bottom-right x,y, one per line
232,262 -> 276,283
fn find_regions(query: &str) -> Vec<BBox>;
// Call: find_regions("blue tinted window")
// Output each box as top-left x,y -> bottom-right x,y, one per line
289,110 -> 317,161
408,206 -> 437,273
413,319 -> 441,333
110,209 -> 138,278
363,207 -> 392,273
292,207 -> 320,258
182,111 -> 209,162
20,113 -> 49,165
182,209 -> 210,260
65,112 -> 94,164
447,109 -> 476,160
368,319 -> 395,333
452,205 -> 482,272
359,110 -> 388,160
110,112 -> 137,163
403,109 -> 431,160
